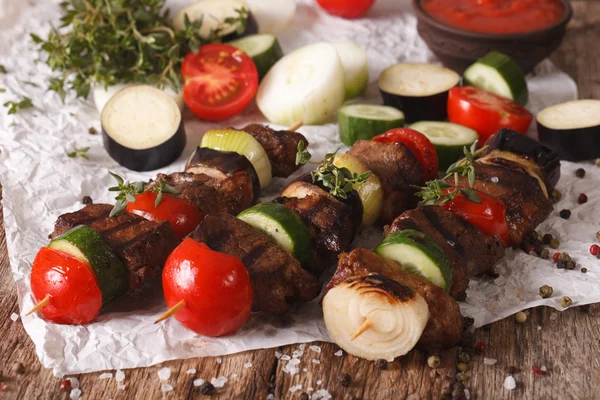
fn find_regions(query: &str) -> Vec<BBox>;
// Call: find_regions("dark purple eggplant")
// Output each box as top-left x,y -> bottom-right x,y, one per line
485,128 -> 560,190
101,86 -> 185,172
185,147 -> 261,202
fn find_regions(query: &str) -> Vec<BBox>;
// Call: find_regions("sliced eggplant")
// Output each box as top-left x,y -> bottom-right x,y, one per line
322,274 -> 429,361
378,63 -> 460,123
485,128 -> 560,189
101,85 -> 185,171
185,147 -> 261,201
172,0 -> 258,41
537,100 -> 600,162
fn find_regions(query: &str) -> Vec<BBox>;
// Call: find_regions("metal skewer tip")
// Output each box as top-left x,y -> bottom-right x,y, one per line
351,319 -> 373,341
154,300 -> 186,324
26,295 -> 51,316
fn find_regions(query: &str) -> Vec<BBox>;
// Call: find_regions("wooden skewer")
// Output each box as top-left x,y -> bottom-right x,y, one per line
154,300 -> 186,324
26,295 -> 51,316
351,319 -> 373,341
287,121 -> 303,132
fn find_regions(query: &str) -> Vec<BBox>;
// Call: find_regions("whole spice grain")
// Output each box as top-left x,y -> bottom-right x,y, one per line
457,363 -> 468,372
198,381 -> 215,395
88,127 -> 98,135
590,244 -> 600,256
538,248 -> 550,260
300,393 -> 310,400
458,372 -> 468,382
59,379 -> 72,392
560,296 -> 573,308
578,193 -> 588,204
581,267 -> 588,273
559,209 -> 571,219
558,252 -> 572,262
82,196 -> 93,205
550,238 -> 560,249
474,341 -> 486,355
338,373 -> 351,387
539,285 -> 553,298
575,168 -> 586,178
542,233 -> 553,245
552,252 -> 560,263
428,355 -> 441,369
375,359 -> 388,370
12,361 -> 24,375
531,365 -> 546,375
458,352 -> 471,364
550,189 -> 562,203
515,311 -> 527,323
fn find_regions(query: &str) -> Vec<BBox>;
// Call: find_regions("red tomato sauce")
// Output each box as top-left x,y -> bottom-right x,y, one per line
422,0 -> 565,34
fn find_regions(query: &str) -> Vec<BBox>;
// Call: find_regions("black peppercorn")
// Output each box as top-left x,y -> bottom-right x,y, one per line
338,373 -> 351,387
82,196 -> 93,205
557,260 -> 567,269
559,209 -> 571,219
542,234 -> 553,245
300,393 -> 310,400
578,193 -> 588,204
581,267 -> 588,273
375,359 -> 388,370
88,127 -> 98,135
198,382 -> 215,395
551,189 -> 562,203
538,248 -> 550,259
575,168 -> 586,178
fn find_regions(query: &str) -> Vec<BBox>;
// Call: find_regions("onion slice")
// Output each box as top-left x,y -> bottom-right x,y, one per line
323,274 -> 429,361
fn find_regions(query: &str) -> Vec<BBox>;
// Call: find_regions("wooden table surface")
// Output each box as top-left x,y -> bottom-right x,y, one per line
2,1 -> 600,399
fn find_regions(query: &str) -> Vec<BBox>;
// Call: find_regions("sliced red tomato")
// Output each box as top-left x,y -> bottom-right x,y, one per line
126,192 -> 203,239
372,128 -> 439,181
447,86 -> 533,144
182,44 -> 258,121
162,238 -> 252,337
30,247 -> 102,324
316,0 -> 375,18
440,189 -> 511,245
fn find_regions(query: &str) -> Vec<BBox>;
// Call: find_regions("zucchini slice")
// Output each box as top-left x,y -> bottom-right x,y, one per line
375,230 -> 453,292
338,104 -> 405,146
228,34 -> 283,80
200,129 -> 272,189
238,203 -> 311,264
332,153 -> 383,227
464,51 -> 528,106
49,225 -> 128,304
409,121 -> 478,171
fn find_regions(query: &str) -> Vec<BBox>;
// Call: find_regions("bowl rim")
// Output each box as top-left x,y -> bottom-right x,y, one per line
412,0 -> 573,40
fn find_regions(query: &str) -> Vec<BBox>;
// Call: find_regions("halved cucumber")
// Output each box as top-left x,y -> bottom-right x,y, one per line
375,229 -> 453,292
49,225 -> 128,304
332,153 -> 383,227
238,203 -> 311,264
338,104 -> 405,146
228,34 -> 283,80
200,129 -> 272,189
409,121 -> 478,172
331,42 -> 369,100
464,51 -> 528,106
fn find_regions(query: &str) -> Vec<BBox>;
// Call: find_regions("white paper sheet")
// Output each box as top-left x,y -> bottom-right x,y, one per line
0,0 -> 593,377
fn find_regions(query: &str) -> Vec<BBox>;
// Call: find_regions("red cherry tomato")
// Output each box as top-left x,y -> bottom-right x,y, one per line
126,192 -> 203,239
447,87 -> 533,144
162,238 -> 252,337
372,128 -> 439,181
30,247 -> 102,324
181,44 -> 258,121
316,0 -> 375,18
439,189 -> 511,245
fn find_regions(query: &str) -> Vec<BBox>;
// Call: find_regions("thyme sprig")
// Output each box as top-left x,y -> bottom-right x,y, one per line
295,140 -> 311,166
414,141 -> 487,207
31,0 -> 249,101
108,172 -> 181,216
66,146 -> 90,160
4,97 -> 33,114
151,178 -> 181,207
311,152 -> 371,200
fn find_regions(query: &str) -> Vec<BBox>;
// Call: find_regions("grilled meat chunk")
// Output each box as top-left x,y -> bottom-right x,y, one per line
275,182 -> 362,276
148,171 -> 254,216
189,213 -> 322,315
241,124 -> 309,178
50,204 -> 180,291
452,162 -> 553,245
348,140 -> 423,225
390,206 -> 505,281
326,248 -> 463,349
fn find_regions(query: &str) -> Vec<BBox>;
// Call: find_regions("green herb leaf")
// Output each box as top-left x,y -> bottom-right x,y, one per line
151,178 -> 181,207
108,171 -> 146,217
0,65 -> 6,74
460,188 -> 481,203
295,140 -> 311,166
310,152 -> 371,201
4,97 -> 33,114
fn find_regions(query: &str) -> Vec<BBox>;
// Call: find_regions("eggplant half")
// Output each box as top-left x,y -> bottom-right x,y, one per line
485,128 -> 560,190
172,0 -> 259,42
378,63 -> 460,123
101,85 -> 185,171
185,147 -> 261,202
537,100 -> 600,162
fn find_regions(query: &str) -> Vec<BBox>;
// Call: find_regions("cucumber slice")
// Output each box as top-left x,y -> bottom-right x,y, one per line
338,104 -> 405,146
201,129 -> 272,189
228,34 -> 283,80
409,121 -> 478,171
464,51 -> 528,106
375,229 -> 453,292
333,153 -> 383,227
238,203 -> 311,264
49,225 -> 128,304
331,42 -> 369,100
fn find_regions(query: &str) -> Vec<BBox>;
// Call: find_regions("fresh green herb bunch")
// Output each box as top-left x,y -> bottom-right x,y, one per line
108,171 -> 181,216
31,0 -> 248,101
414,142 -> 485,206
311,152 -> 371,200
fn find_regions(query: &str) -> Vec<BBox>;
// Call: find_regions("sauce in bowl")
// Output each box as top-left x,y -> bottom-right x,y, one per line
422,0 -> 565,35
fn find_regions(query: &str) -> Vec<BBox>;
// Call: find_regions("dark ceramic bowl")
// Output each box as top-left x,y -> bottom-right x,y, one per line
412,0 -> 573,74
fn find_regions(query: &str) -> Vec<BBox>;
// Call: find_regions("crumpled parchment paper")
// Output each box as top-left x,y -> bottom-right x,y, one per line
0,0 -> 595,377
